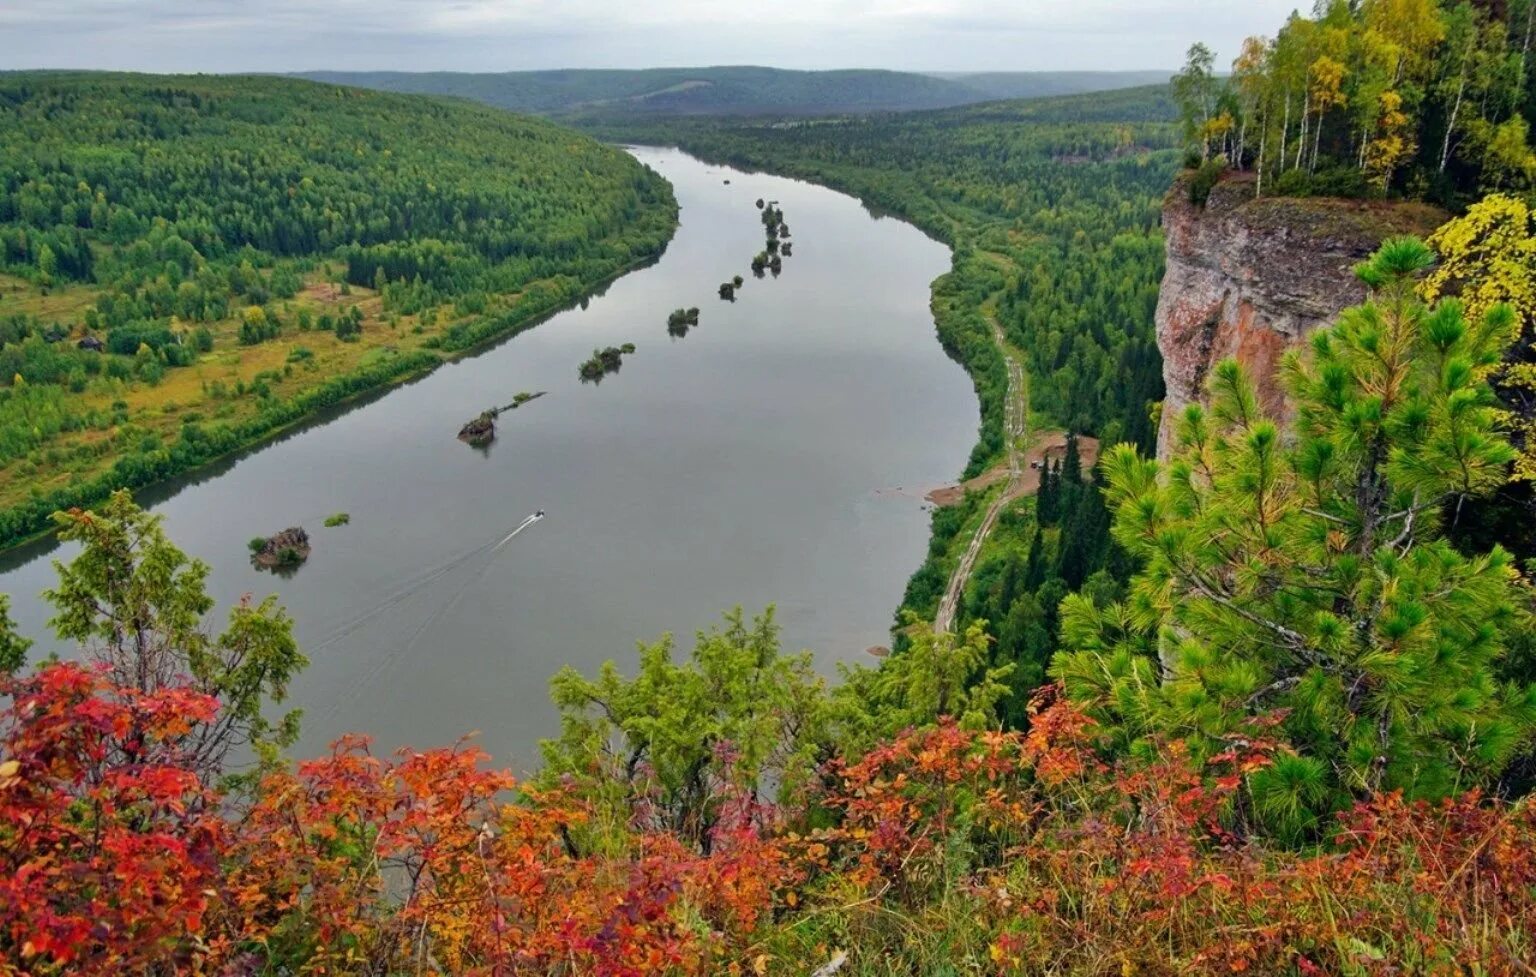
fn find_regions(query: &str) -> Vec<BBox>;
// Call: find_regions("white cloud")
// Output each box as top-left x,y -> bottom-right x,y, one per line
0,0 -> 1304,73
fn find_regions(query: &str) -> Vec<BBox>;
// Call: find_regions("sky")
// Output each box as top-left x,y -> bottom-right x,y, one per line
0,0 -> 1304,75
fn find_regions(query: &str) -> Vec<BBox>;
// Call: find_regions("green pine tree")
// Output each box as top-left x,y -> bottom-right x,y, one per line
1054,238 -> 1536,838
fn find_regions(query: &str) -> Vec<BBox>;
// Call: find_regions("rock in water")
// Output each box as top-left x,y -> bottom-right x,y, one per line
253,527 -> 311,568
458,411 -> 496,446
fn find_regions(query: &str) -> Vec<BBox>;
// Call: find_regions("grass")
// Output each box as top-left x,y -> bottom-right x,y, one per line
0,269 -> 576,523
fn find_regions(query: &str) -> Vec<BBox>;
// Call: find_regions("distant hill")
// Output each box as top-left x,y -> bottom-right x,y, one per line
934,84 -> 1178,125
929,71 -> 1173,101
294,67 -> 1169,118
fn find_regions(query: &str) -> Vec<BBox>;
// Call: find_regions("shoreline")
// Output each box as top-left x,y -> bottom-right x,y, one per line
0,236 -> 678,557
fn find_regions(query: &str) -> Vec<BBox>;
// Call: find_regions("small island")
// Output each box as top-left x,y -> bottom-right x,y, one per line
458,412 -> 497,446
745,201 -> 792,278
666,308 -> 701,337
249,527 -> 311,569
457,391 -> 549,445
579,345 -> 635,382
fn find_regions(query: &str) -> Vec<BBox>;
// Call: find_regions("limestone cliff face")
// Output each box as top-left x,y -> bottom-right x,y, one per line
1155,173 -> 1445,457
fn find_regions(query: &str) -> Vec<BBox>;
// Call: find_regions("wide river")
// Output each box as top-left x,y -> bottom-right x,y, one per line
0,148 -> 976,770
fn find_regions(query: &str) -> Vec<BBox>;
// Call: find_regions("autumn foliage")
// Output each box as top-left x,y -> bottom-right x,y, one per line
3,666 -> 1535,975
0,665 -> 226,973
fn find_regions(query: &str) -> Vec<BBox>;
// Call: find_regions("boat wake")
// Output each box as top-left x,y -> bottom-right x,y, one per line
315,511 -> 546,722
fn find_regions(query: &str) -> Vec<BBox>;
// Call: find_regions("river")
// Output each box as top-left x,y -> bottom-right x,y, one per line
0,147 -> 976,770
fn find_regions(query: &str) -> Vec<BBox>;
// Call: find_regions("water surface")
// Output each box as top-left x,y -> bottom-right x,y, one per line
0,148 -> 975,769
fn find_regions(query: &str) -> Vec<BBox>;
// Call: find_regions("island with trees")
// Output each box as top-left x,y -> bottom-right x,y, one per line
248,526 -> 311,569
456,391 -> 548,445
666,307 -> 701,337
578,343 -> 636,381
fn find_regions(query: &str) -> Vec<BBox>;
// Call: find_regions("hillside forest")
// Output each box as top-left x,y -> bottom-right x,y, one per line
0,73 -> 677,548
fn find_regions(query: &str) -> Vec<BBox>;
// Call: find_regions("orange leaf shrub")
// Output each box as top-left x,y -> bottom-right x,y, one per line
5,667 -> 1536,975
0,664 -> 226,975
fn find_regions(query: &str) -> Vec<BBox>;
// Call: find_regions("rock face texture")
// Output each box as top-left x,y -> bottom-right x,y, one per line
1155,173 -> 1445,457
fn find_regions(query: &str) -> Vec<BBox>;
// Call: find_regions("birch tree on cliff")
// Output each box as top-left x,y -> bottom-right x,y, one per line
1053,239 -> 1536,839
1205,0 -> 1535,201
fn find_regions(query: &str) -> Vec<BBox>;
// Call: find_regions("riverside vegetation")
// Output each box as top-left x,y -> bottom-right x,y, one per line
0,72 -> 676,549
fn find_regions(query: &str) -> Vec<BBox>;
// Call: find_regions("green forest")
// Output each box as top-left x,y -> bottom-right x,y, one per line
0,72 -> 677,547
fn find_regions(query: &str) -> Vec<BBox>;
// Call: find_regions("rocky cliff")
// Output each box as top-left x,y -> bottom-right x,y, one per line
1155,173 -> 1445,457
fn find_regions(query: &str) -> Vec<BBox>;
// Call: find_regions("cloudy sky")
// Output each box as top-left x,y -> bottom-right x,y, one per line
1,1 -> 1302,74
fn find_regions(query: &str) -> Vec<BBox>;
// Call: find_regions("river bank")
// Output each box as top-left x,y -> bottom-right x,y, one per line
0,149 -> 977,769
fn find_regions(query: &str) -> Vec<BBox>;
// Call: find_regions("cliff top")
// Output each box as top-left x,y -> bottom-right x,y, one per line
1169,170 -> 1448,248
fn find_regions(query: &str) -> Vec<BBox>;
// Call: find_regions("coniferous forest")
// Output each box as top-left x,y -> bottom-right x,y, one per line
6,0 -> 1536,973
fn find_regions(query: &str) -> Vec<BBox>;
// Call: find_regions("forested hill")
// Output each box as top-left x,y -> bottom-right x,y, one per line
294,67 -> 1171,118
0,72 -> 676,547
932,70 -> 1175,101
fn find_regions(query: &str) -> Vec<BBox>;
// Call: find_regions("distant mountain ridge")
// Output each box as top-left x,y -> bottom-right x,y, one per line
294,66 -> 1173,118
931,70 -> 1174,101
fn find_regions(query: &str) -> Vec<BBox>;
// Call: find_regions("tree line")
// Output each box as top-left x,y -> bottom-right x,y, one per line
1175,0 -> 1535,202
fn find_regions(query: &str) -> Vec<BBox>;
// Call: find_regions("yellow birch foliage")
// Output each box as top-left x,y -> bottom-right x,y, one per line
1424,195 -> 1536,477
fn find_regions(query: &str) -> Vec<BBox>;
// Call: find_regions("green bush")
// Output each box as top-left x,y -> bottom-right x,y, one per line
1187,159 -> 1225,207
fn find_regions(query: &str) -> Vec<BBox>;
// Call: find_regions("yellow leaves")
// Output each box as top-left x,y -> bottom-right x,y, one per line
1422,195 -> 1536,478
752,952 -> 771,975
1363,90 -> 1415,190
1362,0 -> 1447,79
0,758 -> 19,788
1423,196 -> 1536,331
1476,118 -> 1536,191
1309,56 -> 1348,111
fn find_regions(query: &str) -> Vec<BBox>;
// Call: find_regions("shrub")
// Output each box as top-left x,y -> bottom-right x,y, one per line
1187,158 -> 1225,206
